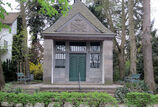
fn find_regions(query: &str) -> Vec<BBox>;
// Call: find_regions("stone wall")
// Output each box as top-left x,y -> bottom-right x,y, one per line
103,40 -> 113,84
43,39 -> 54,83
43,40 -> 113,85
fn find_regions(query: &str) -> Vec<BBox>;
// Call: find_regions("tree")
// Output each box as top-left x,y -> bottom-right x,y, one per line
152,27 -> 158,83
129,0 -> 136,74
90,0 -> 127,79
0,0 -> 69,89
142,0 -> 156,91
0,59 -> 5,90
20,1 -> 30,76
16,0 -> 69,75
0,1 -> 11,90
27,2 -> 62,64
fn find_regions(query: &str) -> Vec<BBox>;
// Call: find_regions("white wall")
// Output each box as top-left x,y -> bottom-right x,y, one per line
0,19 -> 17,62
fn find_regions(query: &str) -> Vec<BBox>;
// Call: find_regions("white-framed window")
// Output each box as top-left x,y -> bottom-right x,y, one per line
55,41 -> 66,68
90,42 -> 101,68
4,40 -> 8,49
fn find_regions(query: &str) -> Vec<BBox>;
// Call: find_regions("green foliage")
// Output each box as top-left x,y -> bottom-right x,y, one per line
114,87 -> 129,103
125,81 -> 151,93
0,92 -> 118,107
114,81 -> 151,103
2,60 -> 17,82
0,1 -> 11,32
152,94 -> 158,104
1,83 -> 23,94
126,92 -> 153,107
29,62 -> 43,80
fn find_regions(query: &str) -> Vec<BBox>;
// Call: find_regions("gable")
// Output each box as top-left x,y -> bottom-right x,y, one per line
43,1 -> 114,35
57,14 -> 100,33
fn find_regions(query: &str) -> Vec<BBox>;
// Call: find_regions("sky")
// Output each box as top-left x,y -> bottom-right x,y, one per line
3,0 -> 158,30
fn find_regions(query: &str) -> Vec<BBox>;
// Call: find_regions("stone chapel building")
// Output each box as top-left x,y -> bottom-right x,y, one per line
42,0 -> 114,85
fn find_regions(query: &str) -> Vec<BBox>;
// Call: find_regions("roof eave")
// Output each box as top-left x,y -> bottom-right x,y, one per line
42,32 -> 115,38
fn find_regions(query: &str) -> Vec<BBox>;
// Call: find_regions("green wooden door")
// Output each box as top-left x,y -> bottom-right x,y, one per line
69,54 -> 86,81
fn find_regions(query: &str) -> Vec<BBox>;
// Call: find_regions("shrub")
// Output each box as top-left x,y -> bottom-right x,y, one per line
114,81 -> 151,103
126,92 -> 153,107
0,92 -> 117,107
151,94 -> 158,104
0,92 -> 7,106
0,92 -> 118,107
125,81 -> 151,93
114,87 -> 129,103
2,60 -> 17,82
1,83 -> 23,94
29,62 -> 43,80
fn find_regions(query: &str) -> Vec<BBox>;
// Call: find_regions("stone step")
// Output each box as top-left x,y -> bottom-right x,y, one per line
39,86 -> 119,95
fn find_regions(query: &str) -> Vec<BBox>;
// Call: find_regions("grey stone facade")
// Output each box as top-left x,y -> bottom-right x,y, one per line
42,1 -> 114,85
43,39 -> 54,83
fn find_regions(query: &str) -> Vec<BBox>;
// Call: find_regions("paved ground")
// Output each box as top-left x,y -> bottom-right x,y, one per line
13,83 -> 123,90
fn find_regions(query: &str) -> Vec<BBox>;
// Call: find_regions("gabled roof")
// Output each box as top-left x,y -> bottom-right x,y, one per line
1,12 -> 19,25
43,1 -> 113,34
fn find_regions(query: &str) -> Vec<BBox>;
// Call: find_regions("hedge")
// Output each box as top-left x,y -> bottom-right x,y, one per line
0,92 -> 118,107
1,91 -> 158,107
126,92 -> 158,107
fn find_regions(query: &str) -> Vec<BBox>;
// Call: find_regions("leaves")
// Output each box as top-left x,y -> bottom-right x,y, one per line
0,92 -> 118,107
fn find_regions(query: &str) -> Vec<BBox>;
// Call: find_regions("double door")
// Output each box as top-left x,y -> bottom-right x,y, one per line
69,54 -> 86,81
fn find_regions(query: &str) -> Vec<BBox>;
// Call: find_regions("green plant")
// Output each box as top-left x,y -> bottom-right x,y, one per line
2,60 -> 17,82
29,62 -> 43,80
1,83 -> 23,94
125,92 -> 153,107
114,87 -> 129,103
125,81 -> 151,93
0,91 -> 118,107
0,92 -> 7,106
114,81 -> 151,103
151,94 -> 158,104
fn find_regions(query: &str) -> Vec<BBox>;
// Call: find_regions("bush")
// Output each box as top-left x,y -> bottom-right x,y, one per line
29,62 -> 43,80
2,60 -> 17,82
1,83 -> 23,94
152,94 -> 158,104
0,92 -> 118,107
114,81 -> 151,103
114,87 -> 129,103
126,92 -> 153,107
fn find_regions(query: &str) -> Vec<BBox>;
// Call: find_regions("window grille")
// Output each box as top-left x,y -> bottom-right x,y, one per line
90,42 -> 100,52
90,53 -> 100,68
90,42 -> 101,68
55,41 -> 66,68
55,53 -> 66,68
56,41 -> 66,52
70,42 -> 86,52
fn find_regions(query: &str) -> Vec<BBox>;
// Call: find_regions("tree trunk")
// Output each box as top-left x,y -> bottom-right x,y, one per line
20,2 -> 30,76
118,51 -> 125,79
118,0 -> 126,79
142,0 -> 155,91
0,59 -> 5,90
129,0 -> 137,74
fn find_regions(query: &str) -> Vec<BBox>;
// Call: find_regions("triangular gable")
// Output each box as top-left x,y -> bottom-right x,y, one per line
43,1 -> 113,34
57,13 -> 100,33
